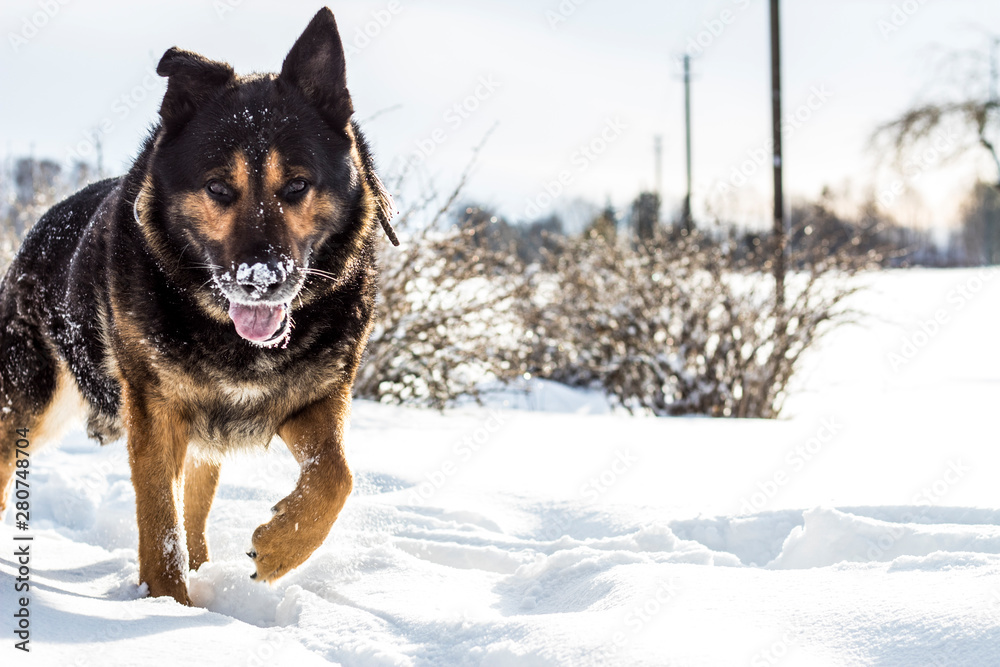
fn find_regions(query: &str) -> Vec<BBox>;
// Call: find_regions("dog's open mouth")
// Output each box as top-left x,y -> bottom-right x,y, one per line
228,302 -> 289,344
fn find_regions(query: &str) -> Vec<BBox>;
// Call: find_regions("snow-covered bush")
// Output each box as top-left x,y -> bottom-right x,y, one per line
515,228 -> 864,418
358,213 -> 865,418
353,195 -> 528,409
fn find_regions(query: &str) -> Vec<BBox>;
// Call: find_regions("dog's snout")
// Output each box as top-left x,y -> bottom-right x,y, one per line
235,260 -> 289,300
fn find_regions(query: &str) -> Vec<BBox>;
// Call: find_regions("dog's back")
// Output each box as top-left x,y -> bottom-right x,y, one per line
0,177 -> 124,445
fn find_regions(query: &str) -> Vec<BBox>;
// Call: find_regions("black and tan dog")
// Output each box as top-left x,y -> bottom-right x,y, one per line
0,8 -> 397,604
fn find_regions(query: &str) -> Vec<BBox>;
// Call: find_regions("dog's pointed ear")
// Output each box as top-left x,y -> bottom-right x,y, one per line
279,8 -> 354,130
156,47 -> 235,132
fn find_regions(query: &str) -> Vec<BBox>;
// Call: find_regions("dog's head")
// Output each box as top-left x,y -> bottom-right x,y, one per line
146,8 -> 395,347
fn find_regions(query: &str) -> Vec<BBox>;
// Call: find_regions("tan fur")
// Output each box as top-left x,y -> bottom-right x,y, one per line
0,418 -> 39,516
264,148 -> 336,241
122,380 -> 192,604
175,192 -> 232,243
108,296 -> 353,602
183,455 -> 221,571
173,151 -> 251,243
250,385 -> 354,582
0,366 -> 87,514
288,189 -> 337,241
263,149 -> 285,195
28,365 -> 87,449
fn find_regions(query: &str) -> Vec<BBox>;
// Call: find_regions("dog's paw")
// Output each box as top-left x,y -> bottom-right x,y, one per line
145,578 -> 192,606
249,508 -> 331,582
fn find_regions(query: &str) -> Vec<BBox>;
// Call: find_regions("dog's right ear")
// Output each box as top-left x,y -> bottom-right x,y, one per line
156,47 -> 235,132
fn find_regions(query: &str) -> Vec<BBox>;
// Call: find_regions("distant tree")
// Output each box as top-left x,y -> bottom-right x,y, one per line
456,204 -> 518,258
872,41 -> 999,188
959,181 -> 1000,265
69,160 -> 98,192
517,214 -> 564,264
2,157 -> 78,272
630,191 -> 660,241
584,202 -> 617,243
14,158 -> 61,202
789,188 -> 854,259
454,204 -> 565,264
784,187 -> 948,268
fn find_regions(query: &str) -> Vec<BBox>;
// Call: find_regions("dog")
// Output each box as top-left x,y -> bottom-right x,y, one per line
0,7 -> 397,605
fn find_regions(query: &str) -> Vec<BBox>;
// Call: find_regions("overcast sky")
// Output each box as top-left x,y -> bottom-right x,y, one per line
2,0 -> 999,232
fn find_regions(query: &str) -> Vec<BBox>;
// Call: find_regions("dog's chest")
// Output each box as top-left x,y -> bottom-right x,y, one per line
168,371 -> 320,457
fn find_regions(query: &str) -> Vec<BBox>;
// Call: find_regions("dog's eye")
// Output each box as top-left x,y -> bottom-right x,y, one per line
206,180 -> 234,202
285,179 -> 309,199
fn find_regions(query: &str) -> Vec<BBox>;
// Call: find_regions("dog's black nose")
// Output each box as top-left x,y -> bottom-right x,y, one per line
235,260 -> 288,300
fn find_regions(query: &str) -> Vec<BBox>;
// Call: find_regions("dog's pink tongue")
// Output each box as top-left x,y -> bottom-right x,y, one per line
228,303 -> 285,343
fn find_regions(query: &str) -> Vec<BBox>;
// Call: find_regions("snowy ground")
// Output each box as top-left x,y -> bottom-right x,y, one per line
3,267 -> 1000,666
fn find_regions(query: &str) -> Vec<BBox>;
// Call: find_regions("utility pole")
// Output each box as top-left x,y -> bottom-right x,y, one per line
653,135 -> 663,198
94,131 -> 105,180
990,36 -> 999,103
989,37 -> 999,264
682,54 -> 694,234
769,0 -> 785,309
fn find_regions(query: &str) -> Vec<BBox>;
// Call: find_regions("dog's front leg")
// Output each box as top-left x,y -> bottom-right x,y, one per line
250,389 -> 353,582
184,455 -> 221,571
124,383 -> 192,604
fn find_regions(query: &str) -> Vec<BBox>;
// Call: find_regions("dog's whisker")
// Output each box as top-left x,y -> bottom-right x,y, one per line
302,268 -> 338,283
175,242 -> 193,270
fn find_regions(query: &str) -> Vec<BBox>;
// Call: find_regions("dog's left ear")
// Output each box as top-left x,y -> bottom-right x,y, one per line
279,8 -> 353,130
